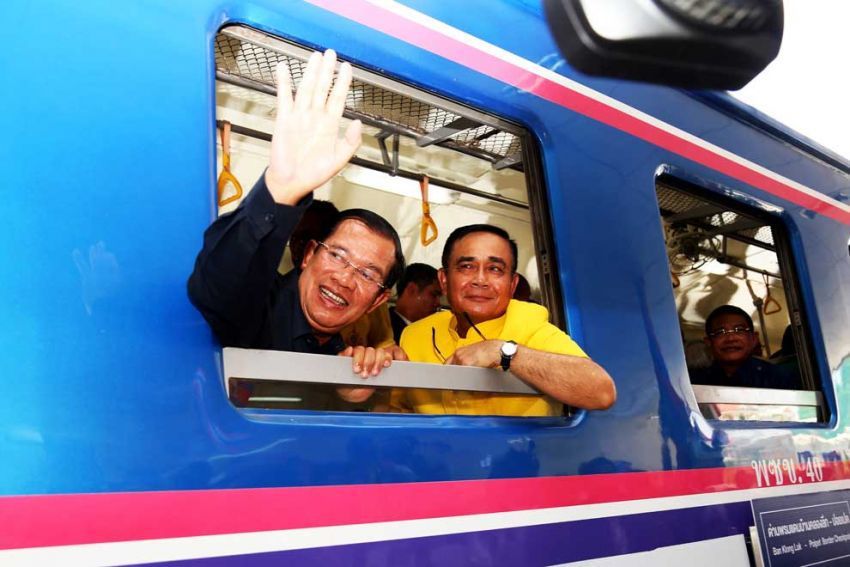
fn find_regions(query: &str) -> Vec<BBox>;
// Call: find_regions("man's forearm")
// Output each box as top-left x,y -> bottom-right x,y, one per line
511,346 -> 616,410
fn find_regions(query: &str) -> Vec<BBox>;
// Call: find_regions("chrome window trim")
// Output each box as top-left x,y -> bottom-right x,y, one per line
223,347 -> 540,396
692,384 -> 822,407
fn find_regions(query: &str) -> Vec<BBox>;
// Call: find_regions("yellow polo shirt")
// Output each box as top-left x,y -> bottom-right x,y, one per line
392,300 -> 587,416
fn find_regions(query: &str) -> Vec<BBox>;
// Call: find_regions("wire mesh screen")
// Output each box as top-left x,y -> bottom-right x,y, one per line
657,183 -> 775,247
214,26 -> 523,164
216,35 -> 295,85
657,185 -> 705,218
348,80 -> 459,133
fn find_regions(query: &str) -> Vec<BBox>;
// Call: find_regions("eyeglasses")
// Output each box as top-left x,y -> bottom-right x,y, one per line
432,312 -> 487,363
314,240 -> 386,290
707,326 -> 752,339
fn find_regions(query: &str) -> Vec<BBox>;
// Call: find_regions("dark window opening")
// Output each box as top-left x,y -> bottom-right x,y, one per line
656,174 -> 826,423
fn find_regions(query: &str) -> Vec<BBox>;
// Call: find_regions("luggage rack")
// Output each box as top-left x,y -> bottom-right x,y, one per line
215,25 -> 525,171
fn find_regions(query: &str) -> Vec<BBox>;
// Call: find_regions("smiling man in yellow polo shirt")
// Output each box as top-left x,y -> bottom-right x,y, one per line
391,224 -> 616,417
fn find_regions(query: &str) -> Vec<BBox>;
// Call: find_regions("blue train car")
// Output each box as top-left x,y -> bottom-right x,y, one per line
2,0 -> 849,564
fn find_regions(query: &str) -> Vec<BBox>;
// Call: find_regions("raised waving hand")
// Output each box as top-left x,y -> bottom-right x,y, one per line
264,50 -> 362,205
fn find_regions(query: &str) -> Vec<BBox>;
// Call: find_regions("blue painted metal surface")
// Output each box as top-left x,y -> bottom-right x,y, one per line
0,0 -> 848,511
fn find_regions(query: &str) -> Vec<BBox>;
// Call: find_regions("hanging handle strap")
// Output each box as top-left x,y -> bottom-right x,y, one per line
744,269 -> 771,357
221,120 -> 232,170
217,121 -> 243,207
419,176 -> 438,246
762,273 -> 782,315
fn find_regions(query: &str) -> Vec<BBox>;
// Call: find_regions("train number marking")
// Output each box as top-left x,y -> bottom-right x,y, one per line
751,456 -> 824,488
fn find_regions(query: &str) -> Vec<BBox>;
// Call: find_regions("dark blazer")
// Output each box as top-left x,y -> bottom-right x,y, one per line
389,307 -> 408,344
690,357 -> 799,389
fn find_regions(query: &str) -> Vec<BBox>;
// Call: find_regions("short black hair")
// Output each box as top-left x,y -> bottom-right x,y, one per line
304,200 -> 340,235
441,224 -> 518,273
704,305 -> 754,335
513,273 -> 531,301
330,209 -> 405,290
291,200 -> 340,267
396,263 -> 439,295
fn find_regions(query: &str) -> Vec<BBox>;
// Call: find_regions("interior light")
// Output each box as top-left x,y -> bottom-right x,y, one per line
342,166 -> 458,205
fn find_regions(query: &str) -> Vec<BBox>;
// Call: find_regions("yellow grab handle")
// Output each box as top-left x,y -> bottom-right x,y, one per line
419,176 -> 438,246
762,274 -> 782,315
217,121 -> 243,207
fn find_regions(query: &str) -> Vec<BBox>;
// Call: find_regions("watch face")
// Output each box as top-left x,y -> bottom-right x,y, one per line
501,341 -> 518,357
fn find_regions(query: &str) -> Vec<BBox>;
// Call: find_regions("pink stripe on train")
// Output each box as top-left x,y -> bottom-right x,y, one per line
1,462 -> 848,550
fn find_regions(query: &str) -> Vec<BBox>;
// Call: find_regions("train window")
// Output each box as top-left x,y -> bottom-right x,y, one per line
656,174 -> 826,423
211,26 -> 565,415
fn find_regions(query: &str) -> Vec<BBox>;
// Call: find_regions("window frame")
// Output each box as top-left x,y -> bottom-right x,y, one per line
655,170 -> 829,424
212,24 -> 574,416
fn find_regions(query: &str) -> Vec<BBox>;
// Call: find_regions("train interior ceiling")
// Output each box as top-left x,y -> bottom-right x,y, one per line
212,26 -> 817,420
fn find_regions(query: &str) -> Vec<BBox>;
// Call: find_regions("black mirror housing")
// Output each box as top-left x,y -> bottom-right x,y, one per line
544,0 -> 784,90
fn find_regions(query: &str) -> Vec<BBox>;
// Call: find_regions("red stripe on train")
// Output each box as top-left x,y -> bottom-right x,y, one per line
1,463 -> 848,550
305,0 -> 850,225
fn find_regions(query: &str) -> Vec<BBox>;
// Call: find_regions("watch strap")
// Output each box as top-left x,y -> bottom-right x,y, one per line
500,340 -> 518,371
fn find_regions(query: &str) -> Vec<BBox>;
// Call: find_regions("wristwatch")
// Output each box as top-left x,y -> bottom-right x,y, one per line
499,340 -> 518,371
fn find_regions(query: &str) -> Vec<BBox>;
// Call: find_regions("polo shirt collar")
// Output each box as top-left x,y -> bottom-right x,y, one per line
447,310 -> 508,341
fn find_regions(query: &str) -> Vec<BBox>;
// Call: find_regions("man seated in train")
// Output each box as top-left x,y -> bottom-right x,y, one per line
188,50 -> 406,409
389,263 -> 442,343
389,224 -> 616,416
690,305 -> 797,389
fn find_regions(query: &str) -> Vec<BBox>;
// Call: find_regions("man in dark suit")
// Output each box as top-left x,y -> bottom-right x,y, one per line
390,263 -> 441,343
691,305 -> 797,389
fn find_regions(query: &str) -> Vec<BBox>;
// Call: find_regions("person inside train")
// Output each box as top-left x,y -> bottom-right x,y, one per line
690,305 -> 797,389
284,199 -> 339,271
229,195 -> 397,409
770,325 -> 796,360
768,324 -> 803,389
388,224 -> 616,416
389,263 -> 442,343
512,273 -> 532,302
188,50 -> 407,409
